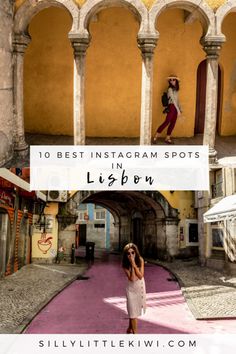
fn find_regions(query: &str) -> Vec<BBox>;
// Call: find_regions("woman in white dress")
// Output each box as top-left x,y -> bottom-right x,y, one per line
122,243 -> 146,334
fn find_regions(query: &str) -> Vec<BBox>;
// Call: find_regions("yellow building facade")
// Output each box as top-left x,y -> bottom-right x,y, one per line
14,0 -> 236,139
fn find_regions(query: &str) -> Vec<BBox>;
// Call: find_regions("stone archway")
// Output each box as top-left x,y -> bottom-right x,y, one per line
150,0 -> 224,162
13,0 -> 79,152
73,0 -> 151,145
72,190 -> 179,259
215,1 -> 236,37
79,0 -> 148,34
14,0 -> 79,35
149,0 -> 215,37
216,2 -> 236,137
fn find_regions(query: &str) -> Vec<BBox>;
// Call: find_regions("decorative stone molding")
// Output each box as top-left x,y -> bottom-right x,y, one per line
13,33 -> 31,54
68,32 -> 90,56
79,0 -> 148,34
215,0 -> 236,37
137,33 -> 158,59
149,0 -> 215,38
14,0 -> 79,35
200,36 -> 224,59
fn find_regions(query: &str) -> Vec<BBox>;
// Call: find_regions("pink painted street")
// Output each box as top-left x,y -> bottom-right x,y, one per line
25,255 -> 236,334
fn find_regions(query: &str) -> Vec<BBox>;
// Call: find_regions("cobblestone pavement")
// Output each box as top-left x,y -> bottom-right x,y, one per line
154,259 -> 236,319
0,261 -> 87,334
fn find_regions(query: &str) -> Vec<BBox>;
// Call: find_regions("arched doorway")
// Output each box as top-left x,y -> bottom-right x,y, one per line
195,60 -> 222,134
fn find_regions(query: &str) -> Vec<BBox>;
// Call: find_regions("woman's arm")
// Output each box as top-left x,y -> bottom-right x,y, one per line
123,256 -> 145,281
130,257 -> 144,280
123,267 -> 137,281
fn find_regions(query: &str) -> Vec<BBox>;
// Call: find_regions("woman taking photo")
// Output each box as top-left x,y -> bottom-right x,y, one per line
122,243 -> 146,334
153,75 -> 182,144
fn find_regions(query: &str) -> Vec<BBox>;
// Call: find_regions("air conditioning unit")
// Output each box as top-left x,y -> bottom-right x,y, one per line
47,191 -> 68,202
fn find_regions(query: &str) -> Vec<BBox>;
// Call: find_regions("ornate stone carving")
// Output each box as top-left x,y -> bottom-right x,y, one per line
69,34 -> 90,57
137,35 -> 158,59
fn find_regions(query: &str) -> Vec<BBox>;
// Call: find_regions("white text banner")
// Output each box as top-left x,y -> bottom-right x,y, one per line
30,145 -> 209,191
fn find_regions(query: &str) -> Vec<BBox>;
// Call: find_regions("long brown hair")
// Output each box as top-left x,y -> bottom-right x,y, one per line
122,243 -> 142,269
168,79 -> 180,91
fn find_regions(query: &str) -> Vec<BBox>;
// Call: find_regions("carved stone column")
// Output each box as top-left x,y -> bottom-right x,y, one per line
69,34 -> 90,145
201,38 -> 223,164
137,34 -> 158,145
0,1 -> 14,166
13,33 -> 31,151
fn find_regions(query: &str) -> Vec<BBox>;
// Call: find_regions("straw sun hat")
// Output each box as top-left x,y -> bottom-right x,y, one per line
167,75 -> 180,81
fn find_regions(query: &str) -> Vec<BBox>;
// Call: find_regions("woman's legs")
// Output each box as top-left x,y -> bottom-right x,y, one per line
154,114 -> 172,140
127,319 -> 132,333
166,112 -> 178,136
154,104 -> 177,142
130,318 -> 138,334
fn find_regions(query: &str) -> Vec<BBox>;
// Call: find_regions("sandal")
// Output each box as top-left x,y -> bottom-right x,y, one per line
165,138 -> 172,144
152,137 -> 157,144
126,328 -> 133,334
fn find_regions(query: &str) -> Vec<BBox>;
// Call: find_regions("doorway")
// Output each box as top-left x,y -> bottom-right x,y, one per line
78,224 -> 87,246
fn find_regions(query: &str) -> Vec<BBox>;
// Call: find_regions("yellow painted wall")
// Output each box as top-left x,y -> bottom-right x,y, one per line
161,190 -> 196,220
32,203 -> 58,260
24,8 -> 74,135
85,8 -> 141,137
23,7 -> 206,137
161,190 -> 196,248
152,9 -> 204,137
22,4 -> 236,137
220,13 -> 236,136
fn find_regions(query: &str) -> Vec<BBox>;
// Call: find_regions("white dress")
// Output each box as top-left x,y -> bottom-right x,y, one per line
126,276 -> 146,318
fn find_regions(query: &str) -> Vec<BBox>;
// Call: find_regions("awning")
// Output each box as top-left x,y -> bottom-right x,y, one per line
0,168 -> 46,201
204,195 -> 236,223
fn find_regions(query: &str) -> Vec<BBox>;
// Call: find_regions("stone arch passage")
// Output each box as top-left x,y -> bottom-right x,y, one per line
150,1 -> 215,140
78,0 -> 152,144
73,191 -> 179,259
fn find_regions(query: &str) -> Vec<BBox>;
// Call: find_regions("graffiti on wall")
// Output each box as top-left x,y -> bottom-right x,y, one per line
37,232 -> 53,254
